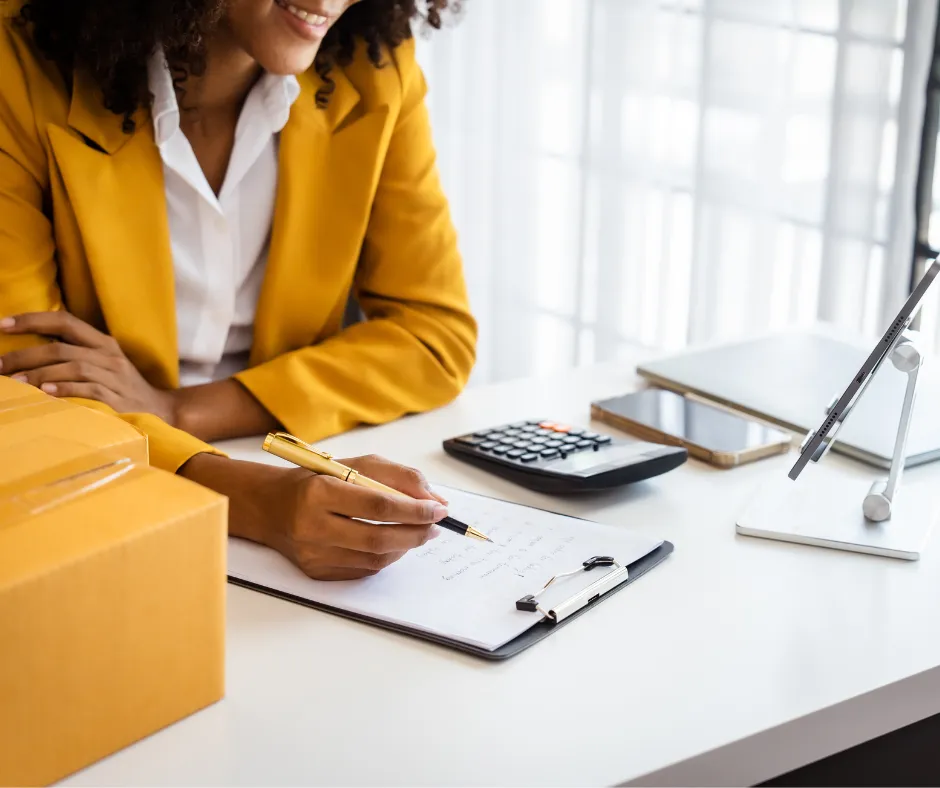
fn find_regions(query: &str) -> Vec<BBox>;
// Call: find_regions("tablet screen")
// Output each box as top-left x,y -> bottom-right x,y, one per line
789,259 -> 940,480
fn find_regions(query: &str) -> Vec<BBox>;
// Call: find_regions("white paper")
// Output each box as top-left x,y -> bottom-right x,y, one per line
227,486 -> 663,651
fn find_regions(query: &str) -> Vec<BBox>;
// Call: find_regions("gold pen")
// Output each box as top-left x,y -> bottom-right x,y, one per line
262,432 -> 493,542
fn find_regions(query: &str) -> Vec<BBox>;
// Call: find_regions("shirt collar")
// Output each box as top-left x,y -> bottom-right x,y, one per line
147,52 -> 180,147
255,70 -> 302,133
147,50 -> 302,147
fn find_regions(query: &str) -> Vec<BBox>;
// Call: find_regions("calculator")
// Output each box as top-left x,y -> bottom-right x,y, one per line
442,419 -> 688,494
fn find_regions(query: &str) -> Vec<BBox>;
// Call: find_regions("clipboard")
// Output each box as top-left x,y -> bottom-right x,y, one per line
228,540 -> 674,661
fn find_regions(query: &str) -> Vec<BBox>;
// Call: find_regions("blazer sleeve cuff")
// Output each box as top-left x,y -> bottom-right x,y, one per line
68,398 -> 228,473
132,413 -> 229,473
234,357 -> 340,442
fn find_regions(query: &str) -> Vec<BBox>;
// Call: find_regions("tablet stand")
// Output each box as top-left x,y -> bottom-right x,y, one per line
736,330 -> 939,561
859,330 -> 923,523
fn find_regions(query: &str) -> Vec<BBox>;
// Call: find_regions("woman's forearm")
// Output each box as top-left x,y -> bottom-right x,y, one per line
174,378 -> 280,443
178,452 -> 283,544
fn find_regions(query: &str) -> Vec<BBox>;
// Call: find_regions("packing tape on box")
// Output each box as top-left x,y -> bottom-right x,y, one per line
0,449 -> 148,528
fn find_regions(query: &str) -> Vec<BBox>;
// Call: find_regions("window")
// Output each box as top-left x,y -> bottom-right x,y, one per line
417,0 -> 936,383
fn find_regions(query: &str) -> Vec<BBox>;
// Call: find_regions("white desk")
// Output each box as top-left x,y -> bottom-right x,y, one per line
64,360 -> 940,787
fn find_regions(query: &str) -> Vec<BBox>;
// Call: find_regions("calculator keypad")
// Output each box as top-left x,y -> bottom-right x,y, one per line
459,420 -> 614,465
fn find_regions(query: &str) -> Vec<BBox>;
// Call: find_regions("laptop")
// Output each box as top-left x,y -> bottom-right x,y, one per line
636,329 -> 940,469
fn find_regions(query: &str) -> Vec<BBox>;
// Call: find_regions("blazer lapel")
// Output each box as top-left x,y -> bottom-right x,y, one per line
251,67 -> 389,365
47,62 -> 390,383
48,69 -> 179,389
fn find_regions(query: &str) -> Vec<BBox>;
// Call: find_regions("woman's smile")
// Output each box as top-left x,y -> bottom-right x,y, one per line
273,0 -> 331,41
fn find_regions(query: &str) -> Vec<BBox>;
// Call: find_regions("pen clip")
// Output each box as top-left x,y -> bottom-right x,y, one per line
268,432 -> 334,460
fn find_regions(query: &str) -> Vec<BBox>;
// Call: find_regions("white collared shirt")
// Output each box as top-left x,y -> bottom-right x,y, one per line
147,53 -> 301,387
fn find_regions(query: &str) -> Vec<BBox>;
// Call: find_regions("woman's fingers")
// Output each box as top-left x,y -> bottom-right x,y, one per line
0,311 -> 114,350
250,461 -> 450,582
31,380 -> 120,407
8,357 -> 116,392
342,454 -> 448,504
320,515 -> 439,555
0,341 -> 88,375
305,474 -> 447,524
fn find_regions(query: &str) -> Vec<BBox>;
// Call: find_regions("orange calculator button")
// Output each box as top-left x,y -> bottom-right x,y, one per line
538,421 -> 556,429
550,424 -> 572,433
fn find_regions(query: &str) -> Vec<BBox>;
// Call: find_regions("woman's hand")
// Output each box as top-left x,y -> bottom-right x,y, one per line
180,452 -> 448,580
0,311 -> 178,424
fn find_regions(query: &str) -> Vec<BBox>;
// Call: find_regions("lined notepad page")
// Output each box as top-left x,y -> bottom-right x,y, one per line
227,486 -> 663,651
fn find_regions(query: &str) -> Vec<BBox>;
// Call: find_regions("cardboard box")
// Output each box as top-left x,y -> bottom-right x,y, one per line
0,437 -> 227,785
0,376 -> 147,465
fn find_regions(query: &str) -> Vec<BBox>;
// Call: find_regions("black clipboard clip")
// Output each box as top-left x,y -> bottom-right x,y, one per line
515,555 -> 629,624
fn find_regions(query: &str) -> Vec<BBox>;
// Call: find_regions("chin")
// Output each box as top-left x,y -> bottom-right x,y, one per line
257,49 -> 321,76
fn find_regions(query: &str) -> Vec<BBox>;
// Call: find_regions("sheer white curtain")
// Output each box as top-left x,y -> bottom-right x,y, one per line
415,0 -> 939,385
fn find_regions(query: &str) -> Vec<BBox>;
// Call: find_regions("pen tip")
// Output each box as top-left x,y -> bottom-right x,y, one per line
486,537 -> 494,543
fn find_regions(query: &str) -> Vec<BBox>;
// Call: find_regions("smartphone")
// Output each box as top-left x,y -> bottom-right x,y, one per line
591,389 -> 792,468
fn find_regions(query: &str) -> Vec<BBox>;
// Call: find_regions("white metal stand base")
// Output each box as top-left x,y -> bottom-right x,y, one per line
736,465 -> 939,560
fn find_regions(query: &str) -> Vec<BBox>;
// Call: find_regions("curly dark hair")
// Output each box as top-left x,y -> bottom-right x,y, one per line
18,0 -> 455,131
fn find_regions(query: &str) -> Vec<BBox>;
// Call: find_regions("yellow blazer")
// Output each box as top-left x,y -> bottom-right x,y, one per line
0,8 -> 476,472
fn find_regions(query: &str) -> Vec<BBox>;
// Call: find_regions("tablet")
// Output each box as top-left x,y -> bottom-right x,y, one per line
788,259 -> 940,480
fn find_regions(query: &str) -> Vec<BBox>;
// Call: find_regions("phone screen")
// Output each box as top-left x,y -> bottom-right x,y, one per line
598,389 -> 789,453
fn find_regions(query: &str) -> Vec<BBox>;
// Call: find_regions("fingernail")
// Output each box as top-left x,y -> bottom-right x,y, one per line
0,317 -> 14,329
12,374 -> 27,383
429,526 -> 442,539
428,487 -> 449,505
431,503 -> 448,521
41,383 -> 57,394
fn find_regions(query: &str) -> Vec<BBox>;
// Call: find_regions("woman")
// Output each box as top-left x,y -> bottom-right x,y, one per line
0,0 -> 476,579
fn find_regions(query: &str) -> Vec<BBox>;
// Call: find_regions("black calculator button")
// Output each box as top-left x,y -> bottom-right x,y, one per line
512,440 -> 530,449
567,428 -> 585,436
594,435 -> 612,445
457,435 -> 486,446
487,432 -> 506,441
510,421 -> 529,429
502,429 -> 521,438
525,443 -> 545,452
582,432 -> 600,441
507,449 -> 525,459
576,439 -> 594,449
520,453 -> 539,463
534,429 -> 554,437
562,435 -> 580,444
544,439 -> 563,448
540,448 -> 560,459
529,436 -> 548,444
472,429 -> 494,438
491,445 -> 510,455
519,424 -> 539,433
480,441 -> 498,450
